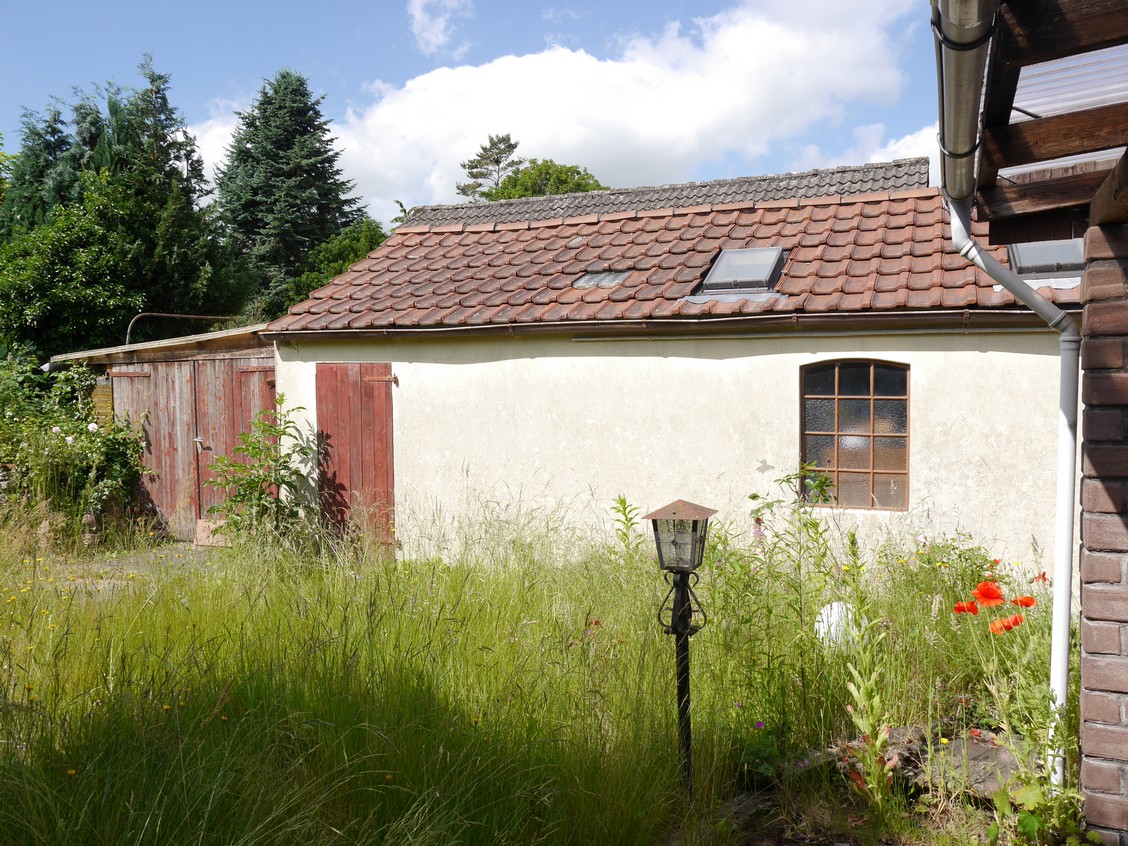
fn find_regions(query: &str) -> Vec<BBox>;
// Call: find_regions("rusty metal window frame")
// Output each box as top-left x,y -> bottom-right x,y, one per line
799,359 -> 910,511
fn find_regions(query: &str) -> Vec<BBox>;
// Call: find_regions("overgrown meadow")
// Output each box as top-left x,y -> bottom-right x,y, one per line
0,482 -> 1078,846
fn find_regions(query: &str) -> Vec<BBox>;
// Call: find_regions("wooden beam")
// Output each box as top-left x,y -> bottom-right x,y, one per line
976,57 -> 1021,191
987,209 -> 1091,245
977,167 -> 1112,219
983,103 -> 1128,170
997,0 -> 1128,69
1092,150 -> 1128,224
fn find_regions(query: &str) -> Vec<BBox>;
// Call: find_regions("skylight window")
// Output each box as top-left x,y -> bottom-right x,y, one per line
573,271 -> 629,290
1008,239 -> 1084,275
700,248 -> 788,292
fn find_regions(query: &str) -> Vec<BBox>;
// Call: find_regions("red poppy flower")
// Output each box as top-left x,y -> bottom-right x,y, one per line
1011,595 -> 1037,608
989,613 -> 1024,635
953,601 -> 979,615
972,581 -> 1005,607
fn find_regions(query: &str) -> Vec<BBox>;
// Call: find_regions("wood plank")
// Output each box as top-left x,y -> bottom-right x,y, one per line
976,167 -> 1112,219
987,208 -> 1091,244
983,103 -> 1128,170
1092,150 -> 1128,224
977,29 -> 1022,191
997,0 -> 1128,68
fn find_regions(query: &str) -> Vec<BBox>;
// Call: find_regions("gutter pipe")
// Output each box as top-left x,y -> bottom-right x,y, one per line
932,0 -> 1079,784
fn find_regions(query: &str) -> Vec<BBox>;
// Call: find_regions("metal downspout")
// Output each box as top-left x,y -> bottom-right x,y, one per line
934,0 -> 1080,785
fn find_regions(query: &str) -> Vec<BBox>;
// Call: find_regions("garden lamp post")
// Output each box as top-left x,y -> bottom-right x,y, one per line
643,499 -> 716,797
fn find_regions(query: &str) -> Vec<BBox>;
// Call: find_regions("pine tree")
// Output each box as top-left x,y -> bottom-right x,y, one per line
456,133 -> 525,201
0,108 -> 73,234
217,69 -> 361,317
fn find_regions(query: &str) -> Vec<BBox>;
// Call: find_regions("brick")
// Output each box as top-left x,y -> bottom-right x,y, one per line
1084,372 -> 1128,407
1083,691 -> 1124,723
1084,793 -> 1128,830
1085,338 -> 1128,370
1084,584 -> 1128,621
1083,656 -> 1128,693
1084,264 -> 1128,302
1083,513 -> 1128,551
1085,478 -> 1126,513
1083,620 -> 1126,654
1087,225 -> 1128,263
1084,827 -> 1125,846
1086,408 -> 1127,442
1085,301 -> 1128,337
1082,758 -> 1124,792
1082,549 -> 1125,583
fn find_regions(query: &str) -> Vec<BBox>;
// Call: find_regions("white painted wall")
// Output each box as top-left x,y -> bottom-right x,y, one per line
274,328 -> 1068,566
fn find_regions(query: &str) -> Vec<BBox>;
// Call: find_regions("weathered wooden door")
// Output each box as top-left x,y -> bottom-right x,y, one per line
111,354 -> 275,540
194,358 -> 275,537
315,362 -> 395,541
111,362 -> 198,538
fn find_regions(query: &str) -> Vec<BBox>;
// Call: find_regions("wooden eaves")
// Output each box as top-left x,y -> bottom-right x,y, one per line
975,0 -> 1128,243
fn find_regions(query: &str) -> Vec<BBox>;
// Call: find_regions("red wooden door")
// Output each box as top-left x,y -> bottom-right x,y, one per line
111,355 -> 275,540
315,362 -> 395,541
194,357 -> 275,522
111,362 -> 197,538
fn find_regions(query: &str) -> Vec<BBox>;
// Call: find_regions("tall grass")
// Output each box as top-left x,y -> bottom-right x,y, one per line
0,490 -> 1063,845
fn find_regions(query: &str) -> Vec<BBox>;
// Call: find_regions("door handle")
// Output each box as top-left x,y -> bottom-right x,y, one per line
194,436 -> 203,454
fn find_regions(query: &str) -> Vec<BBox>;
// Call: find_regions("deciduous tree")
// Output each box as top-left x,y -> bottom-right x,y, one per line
485,158 -> 607,201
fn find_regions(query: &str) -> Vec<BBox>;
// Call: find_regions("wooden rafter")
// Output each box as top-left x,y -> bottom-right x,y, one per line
983,103 -> 1128,171
977,165 -> 1113,220
1092,150 -> 1128,224
995,0 -> 1128,68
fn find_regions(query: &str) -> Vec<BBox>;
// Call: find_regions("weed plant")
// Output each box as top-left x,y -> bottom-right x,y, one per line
0,480 -> 1080,845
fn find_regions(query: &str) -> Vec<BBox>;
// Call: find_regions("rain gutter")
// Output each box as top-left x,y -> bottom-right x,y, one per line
933,0 -> 1079,784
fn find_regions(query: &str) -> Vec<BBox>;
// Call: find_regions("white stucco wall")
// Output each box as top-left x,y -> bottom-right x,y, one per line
274,328 -> 1069,566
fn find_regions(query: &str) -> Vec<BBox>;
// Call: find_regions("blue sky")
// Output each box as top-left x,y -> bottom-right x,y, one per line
1,0 -> 940,224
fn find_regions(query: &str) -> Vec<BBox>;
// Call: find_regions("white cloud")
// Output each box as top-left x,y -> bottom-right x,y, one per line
192,1 -> 926,223
189,99 -> 247,189
869,123 -> 940,186
407,0 -> 473,57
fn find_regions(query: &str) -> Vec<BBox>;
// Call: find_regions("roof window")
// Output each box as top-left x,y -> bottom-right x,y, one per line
574,270 -> 630,290
700,248 -> 788,293
1007,239 -> 1084,275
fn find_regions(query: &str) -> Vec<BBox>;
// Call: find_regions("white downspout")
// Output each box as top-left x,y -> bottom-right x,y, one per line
935,0 -> 1080,785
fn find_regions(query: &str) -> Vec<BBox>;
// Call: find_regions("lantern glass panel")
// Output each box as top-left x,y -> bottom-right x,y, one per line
655,519 -> 703,571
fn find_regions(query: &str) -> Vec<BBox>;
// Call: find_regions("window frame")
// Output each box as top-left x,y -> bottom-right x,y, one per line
799,359 -> 910,511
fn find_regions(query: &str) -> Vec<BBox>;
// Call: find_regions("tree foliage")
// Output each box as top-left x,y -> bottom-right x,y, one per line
0,57 -> 253,355
456,133 -> 525,201
289,217 -> 387,306
217,70 -> 361,318
485,158 -> 607,201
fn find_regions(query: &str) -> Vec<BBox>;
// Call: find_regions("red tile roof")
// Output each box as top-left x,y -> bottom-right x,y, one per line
268,186 -> 1079,335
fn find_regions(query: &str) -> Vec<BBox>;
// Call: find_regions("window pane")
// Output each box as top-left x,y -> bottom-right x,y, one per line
838,363 -> 871,396
837,472 -> 871,508
873,474 -> 908,509
874,436 -> 907,471
804,399 -> 835,432
874,400 -> 907,434
839,399 -> 871,434
838,435 -> 870,469
804,434 -> 835,468
804,364 -> 835,396
874,365 -> 907,397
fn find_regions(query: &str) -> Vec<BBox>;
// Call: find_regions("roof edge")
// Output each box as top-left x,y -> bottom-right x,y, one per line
51,323 -> 271,364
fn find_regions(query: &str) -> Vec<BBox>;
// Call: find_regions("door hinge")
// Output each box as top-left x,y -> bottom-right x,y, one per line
364,374 -> 400,386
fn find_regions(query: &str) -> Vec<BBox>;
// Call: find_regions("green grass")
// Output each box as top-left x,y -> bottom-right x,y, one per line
0,494 -> 1073,846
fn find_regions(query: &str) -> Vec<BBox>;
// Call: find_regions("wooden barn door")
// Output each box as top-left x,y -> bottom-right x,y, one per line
111,362 -> 198,538
315,362 -> 394,541
194,357 -> 275,539
111,355 -> 275,541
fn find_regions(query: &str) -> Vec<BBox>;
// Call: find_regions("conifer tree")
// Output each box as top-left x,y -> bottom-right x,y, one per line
456,133 -> 524,201
216,70 -> 361,317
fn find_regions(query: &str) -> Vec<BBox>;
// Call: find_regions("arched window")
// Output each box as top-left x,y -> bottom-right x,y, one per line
800,360 -> 909,510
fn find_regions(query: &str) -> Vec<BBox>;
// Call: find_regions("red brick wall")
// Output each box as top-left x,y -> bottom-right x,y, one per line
1080,225 -> 1128,843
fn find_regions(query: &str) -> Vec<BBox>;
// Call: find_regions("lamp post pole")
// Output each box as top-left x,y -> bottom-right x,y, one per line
643,499 -> 717,799
671,569 -> 694,795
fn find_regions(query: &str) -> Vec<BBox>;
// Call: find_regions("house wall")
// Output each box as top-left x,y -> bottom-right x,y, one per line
274,328 -> 1066,564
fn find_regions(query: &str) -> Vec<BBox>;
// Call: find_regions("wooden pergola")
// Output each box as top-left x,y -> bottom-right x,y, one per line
971,0 -> 1128,245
